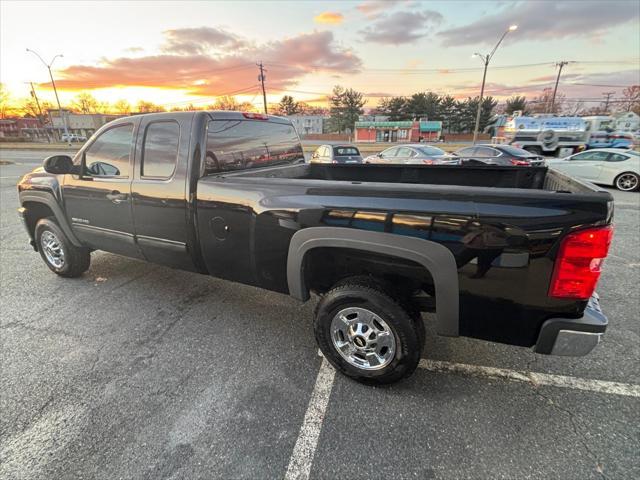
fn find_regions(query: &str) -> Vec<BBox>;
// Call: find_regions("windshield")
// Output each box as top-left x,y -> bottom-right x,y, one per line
416,146 -> 446,156
499,145 -> 534,156
334,146 -> 360,156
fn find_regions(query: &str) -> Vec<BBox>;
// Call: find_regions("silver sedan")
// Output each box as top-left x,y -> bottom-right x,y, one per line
363,144 -> 455,165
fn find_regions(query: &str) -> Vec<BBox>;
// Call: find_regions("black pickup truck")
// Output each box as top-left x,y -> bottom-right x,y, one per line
18,111 -> 614,384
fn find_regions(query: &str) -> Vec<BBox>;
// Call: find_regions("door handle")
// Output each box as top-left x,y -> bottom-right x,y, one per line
106,190 -> 128,204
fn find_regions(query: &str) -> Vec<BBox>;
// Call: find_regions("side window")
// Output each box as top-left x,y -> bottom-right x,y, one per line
457,147 -> 475,156
607,153 -> 628,162
488,148 -> 501,156
575,151 -> 609,161
475,147 -> 493,157
382,147 -> 398,158
142,121 -> 179,178
205,120 -> 304,174
84,124 -> 133,177
396,147 -> 412,157
570,152 -> 590,160
322,146 -> 330,157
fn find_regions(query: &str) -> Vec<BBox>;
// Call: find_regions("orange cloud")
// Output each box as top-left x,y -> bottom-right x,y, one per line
48,29 -> 362,97
314,12 -> 344,24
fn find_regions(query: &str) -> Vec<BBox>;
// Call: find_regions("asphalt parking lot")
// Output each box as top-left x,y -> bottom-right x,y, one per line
1,149 -> 639,480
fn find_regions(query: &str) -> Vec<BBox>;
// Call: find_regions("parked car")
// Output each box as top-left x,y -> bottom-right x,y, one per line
453,144 -> 545,166
547,148 -> 639,191
310,144 -> 363,164
61,133 -> 87,142
364,144 -> 453,165
18,111 -> 614,385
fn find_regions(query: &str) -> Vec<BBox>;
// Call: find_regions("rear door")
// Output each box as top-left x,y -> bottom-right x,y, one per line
130,113 -> 195,270
62,120 -> 141,258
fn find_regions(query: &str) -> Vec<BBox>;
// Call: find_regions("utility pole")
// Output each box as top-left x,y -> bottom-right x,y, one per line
257,61 -> 267,114
549,61 -> 568,114
602,91 -> 615,114
26,49 -> 70,143
29,82 -> 51,143
471,24 -> 518,144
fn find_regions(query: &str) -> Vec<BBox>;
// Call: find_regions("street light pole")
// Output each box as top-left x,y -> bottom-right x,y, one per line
26,49 -> 70,142
472,25 -> 518,145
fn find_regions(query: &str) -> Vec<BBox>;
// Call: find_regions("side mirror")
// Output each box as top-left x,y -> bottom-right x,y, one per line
43,155 -> 74,174
377,153 -> 383,158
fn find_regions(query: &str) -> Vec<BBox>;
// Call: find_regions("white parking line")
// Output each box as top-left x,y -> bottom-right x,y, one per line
285,357 -> 336,480
419,359 -> 640,397
284,354 -> 639,479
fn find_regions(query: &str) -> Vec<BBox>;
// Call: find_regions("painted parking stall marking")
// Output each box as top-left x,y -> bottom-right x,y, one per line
418,359 -> 640,397
285,357 -> 336,480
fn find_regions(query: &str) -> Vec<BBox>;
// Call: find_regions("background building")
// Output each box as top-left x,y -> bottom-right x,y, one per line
48,109 -> 125,139
354,120 -> 442,143
287,115 -> 327,136
0,117 -> 44,138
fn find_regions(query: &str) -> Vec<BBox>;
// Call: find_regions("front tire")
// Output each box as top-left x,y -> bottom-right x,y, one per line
35,218 -> 91,277
614,172 -> 639,192
314,280 -> 424,385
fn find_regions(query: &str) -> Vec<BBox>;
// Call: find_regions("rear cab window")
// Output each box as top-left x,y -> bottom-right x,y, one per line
205,119 -> 304,174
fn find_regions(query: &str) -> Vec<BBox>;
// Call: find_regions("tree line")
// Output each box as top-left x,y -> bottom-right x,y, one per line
2,82 -> 639,131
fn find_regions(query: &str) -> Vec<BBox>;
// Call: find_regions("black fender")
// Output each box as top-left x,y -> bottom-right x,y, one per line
286,227 -> 459,337
19,191 -> 83,247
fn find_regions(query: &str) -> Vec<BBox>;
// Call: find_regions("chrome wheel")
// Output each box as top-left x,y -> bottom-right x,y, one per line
330,307 -> 396,370
616,173 -> 639,191
41,230 -> 65,269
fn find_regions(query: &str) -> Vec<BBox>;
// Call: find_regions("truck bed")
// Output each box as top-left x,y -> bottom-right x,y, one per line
219,163 -> 605,194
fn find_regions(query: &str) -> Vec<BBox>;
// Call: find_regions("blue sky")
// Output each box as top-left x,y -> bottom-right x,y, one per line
2,0 -> 639,109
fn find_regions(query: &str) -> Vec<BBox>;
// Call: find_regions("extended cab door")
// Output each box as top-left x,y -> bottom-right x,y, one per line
130,113 -> 195,270
62,120 -> 141,258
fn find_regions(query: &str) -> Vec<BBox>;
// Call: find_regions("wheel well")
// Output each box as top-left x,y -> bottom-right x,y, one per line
23,201 -> 55,239
303,247 -> 436,310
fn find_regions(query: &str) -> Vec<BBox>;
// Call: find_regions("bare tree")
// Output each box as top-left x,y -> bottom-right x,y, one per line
621,85 -> 640,115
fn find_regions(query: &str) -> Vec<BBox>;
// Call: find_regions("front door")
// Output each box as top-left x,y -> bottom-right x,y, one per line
560,151 -> 606,180
62,120 -> 141,258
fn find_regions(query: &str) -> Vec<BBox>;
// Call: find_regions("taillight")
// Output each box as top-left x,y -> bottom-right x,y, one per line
510,159 -> 529,166
549,226 -> 613,299
242,112 -> 268,120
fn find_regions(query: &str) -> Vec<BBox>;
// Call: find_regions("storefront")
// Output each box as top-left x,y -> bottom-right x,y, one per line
354,120 -> 442,143
354,121 -> 417,143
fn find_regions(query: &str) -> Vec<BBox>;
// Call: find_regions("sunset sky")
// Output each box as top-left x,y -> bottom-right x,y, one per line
1,0 -> 639,110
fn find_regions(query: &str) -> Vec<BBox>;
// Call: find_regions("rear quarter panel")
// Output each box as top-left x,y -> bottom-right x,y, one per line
196,176 -> 613,347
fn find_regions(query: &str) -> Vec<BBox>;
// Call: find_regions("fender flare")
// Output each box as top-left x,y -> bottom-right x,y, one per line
287,227 -> 459,337
20,191 -> 82,247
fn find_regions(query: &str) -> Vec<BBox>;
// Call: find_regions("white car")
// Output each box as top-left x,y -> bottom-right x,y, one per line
547,148 -> 639,192
61,133 -> 87,142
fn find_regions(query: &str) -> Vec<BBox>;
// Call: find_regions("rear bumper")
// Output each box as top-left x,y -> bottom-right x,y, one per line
534,294 -> 607,356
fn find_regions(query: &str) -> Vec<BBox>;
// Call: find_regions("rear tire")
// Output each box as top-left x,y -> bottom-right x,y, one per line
614,172 -> 639,192
35,218 -> 91,277
314,279 -> 424,385
523,146 -> 542,156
